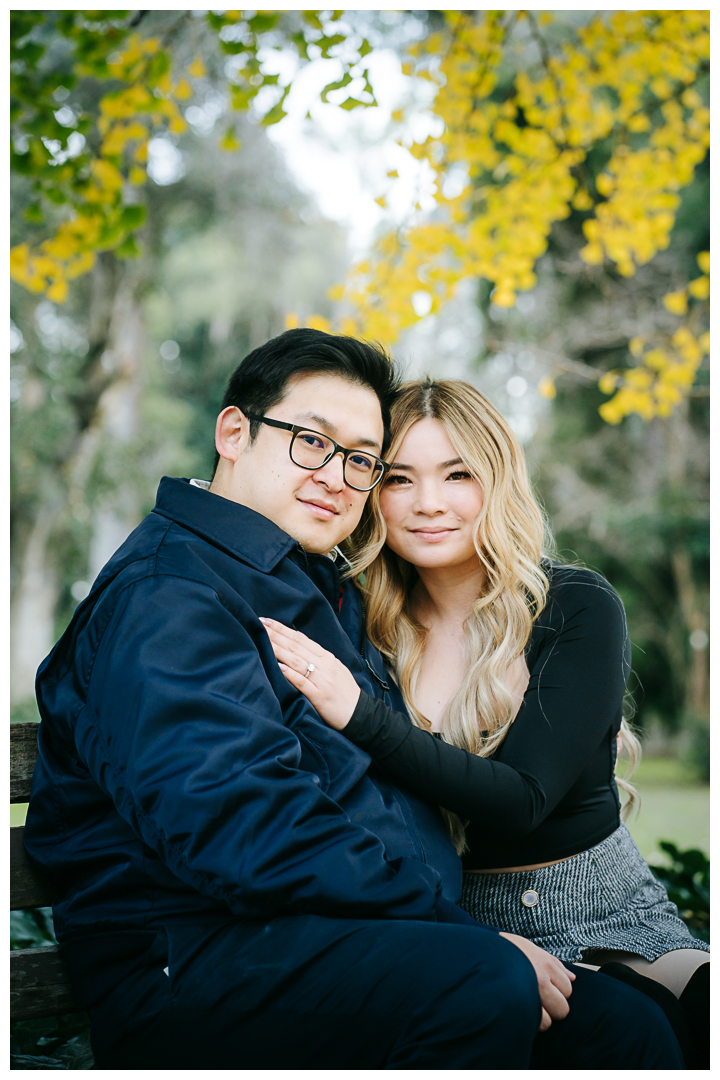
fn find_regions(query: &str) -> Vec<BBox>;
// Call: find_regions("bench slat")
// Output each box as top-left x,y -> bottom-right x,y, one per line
10,945 -> 80,1020
11,722 -> 40,803
11,826 -> 54,909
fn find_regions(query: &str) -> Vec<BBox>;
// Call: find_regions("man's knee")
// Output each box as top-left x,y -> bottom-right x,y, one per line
398,929 -> 540,1056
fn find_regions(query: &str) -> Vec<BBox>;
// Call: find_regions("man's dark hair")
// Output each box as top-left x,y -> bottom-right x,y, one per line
213,328 -> 400,470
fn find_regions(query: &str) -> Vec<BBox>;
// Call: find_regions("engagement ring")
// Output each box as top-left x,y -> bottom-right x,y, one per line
305,663 -> 315,679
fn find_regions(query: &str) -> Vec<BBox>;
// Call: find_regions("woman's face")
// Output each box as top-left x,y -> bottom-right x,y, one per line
379,417 -> 485,571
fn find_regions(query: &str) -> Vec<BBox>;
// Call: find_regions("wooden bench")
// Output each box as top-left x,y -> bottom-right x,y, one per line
10,722 -> 82,1021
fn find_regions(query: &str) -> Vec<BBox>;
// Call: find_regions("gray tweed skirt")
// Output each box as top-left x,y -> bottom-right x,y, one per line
460,822 -> 709,963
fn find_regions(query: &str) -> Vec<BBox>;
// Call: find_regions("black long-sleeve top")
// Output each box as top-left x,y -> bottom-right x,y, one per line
345,564 -> 631,870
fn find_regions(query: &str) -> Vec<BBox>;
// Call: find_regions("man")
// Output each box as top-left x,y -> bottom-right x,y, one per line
25,329 -> 682,1069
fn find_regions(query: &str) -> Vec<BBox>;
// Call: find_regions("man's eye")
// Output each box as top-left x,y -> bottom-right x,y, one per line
299,433 -> 328,451
348,453 -> 374,471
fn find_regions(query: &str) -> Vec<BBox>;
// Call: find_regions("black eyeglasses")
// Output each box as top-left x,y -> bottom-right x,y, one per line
246,414 -> 388,492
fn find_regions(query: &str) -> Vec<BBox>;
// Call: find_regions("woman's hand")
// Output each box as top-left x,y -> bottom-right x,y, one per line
260,618 -> 361,731
499,932 -> 575,1031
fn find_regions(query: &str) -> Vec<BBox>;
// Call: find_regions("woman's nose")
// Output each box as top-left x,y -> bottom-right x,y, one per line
412,481 -> 447,514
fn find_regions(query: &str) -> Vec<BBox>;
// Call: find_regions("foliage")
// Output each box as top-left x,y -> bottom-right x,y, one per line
10,9 -> 372,303
330,10 -> 709,424
10,906 -> 56,950
649,842 -> 710,944
11,1012 -> 93,1070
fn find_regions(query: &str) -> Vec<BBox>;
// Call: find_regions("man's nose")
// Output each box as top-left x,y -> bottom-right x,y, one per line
312,450 -> 346,492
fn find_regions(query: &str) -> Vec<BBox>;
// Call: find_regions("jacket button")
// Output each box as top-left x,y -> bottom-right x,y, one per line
521,889 -> 539,908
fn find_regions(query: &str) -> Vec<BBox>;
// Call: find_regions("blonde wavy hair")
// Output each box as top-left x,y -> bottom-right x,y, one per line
348,378 -> 639,849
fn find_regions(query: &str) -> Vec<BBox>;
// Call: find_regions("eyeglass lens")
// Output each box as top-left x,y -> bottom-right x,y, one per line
291,430 -> 382,490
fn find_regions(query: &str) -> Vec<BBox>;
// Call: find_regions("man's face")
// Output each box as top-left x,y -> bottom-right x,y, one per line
212,373 -> 385,554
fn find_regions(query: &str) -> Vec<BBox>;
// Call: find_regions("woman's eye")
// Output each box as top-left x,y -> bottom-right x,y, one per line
448,470 -> 472,481
385,474 -> 411,486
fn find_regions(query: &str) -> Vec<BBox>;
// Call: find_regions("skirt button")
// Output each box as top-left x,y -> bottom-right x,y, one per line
521,889 -> 539,908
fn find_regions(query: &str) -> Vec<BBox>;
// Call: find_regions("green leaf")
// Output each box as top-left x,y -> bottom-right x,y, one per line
359,38 -> 372,58
260,103 -> 287,127
320,70 -> 352,103
248,14 -> 278,33
119,204 -> 146,229
302,12 -> 324,31
116,233 -> 141,259
316,34 -> 346,55
23,203 -> 44,224
220,40 -> 247,56
147,51 -> 170,83
338,97 -> 366,111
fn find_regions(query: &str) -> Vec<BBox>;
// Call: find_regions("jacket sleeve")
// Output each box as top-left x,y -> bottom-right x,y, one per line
343,572 -> 630,836
79,574 -> 446,922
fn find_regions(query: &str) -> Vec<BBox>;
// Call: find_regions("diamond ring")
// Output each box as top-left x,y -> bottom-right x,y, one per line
304,663 -> 315,679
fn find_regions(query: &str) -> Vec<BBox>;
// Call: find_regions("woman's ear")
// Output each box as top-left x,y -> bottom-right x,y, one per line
215,406 -> 249,463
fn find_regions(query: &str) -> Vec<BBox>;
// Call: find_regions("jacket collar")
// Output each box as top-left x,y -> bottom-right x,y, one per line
152,476 -> 298,573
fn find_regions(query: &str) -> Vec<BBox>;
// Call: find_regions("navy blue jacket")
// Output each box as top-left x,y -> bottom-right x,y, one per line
25,478 -> 470,943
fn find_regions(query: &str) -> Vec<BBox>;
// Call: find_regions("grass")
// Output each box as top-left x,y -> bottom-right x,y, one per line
621,755 -> 709,866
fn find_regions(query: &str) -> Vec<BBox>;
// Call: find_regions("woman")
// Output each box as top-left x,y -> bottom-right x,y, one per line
262,378 -> 708,1059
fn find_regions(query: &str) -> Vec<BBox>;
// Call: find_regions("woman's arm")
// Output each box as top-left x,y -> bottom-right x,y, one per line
262,570 -> 630,836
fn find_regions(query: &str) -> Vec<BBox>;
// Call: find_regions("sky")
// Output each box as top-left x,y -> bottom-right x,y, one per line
264,47 -> 442,256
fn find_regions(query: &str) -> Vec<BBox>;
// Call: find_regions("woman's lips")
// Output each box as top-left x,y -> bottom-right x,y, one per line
410,528 -> 456,542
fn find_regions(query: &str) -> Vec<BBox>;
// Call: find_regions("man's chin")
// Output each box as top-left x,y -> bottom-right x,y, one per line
285,519 -> 349,556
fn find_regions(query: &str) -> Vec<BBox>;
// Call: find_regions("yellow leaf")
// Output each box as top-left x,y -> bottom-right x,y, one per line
580,242 -> 604,266
307,314 -> 333,333
327,284 -> 345,302
129,166 -> 147,186
629,336 -> 645,358
67,251 -> 96,279
688,275 -> 709,300
46,278 -> 69,304
644,349 -> 669,370
538,375 -> 556,399
285,312 -> 300,330
91,159 -> 124,192
599,372 -> 619,394
595,174 -> 614,196
187,57 -> 207,79
697,251 -> 710,274
174,78 -> 193,101
599,401 -> 622,424
386,170 -> 399,179
699,332 -> 709,354
491,286 -> 516,308
374,196 -> 387,209
10,243 -> 30,279
662,289 -> 688,315
572,189 -> 593,211
220,128 -> 241,152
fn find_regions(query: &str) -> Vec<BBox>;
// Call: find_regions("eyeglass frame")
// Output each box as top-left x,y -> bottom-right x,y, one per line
245,413 -> 389,492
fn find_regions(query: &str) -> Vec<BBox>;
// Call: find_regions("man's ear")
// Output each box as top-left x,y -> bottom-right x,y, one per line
215,406 -> 251,463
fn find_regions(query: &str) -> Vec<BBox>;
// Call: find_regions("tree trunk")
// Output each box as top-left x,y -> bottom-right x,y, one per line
10,504 -> 61,704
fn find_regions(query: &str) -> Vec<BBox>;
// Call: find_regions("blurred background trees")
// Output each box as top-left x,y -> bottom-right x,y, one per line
11,10 -> 709,795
